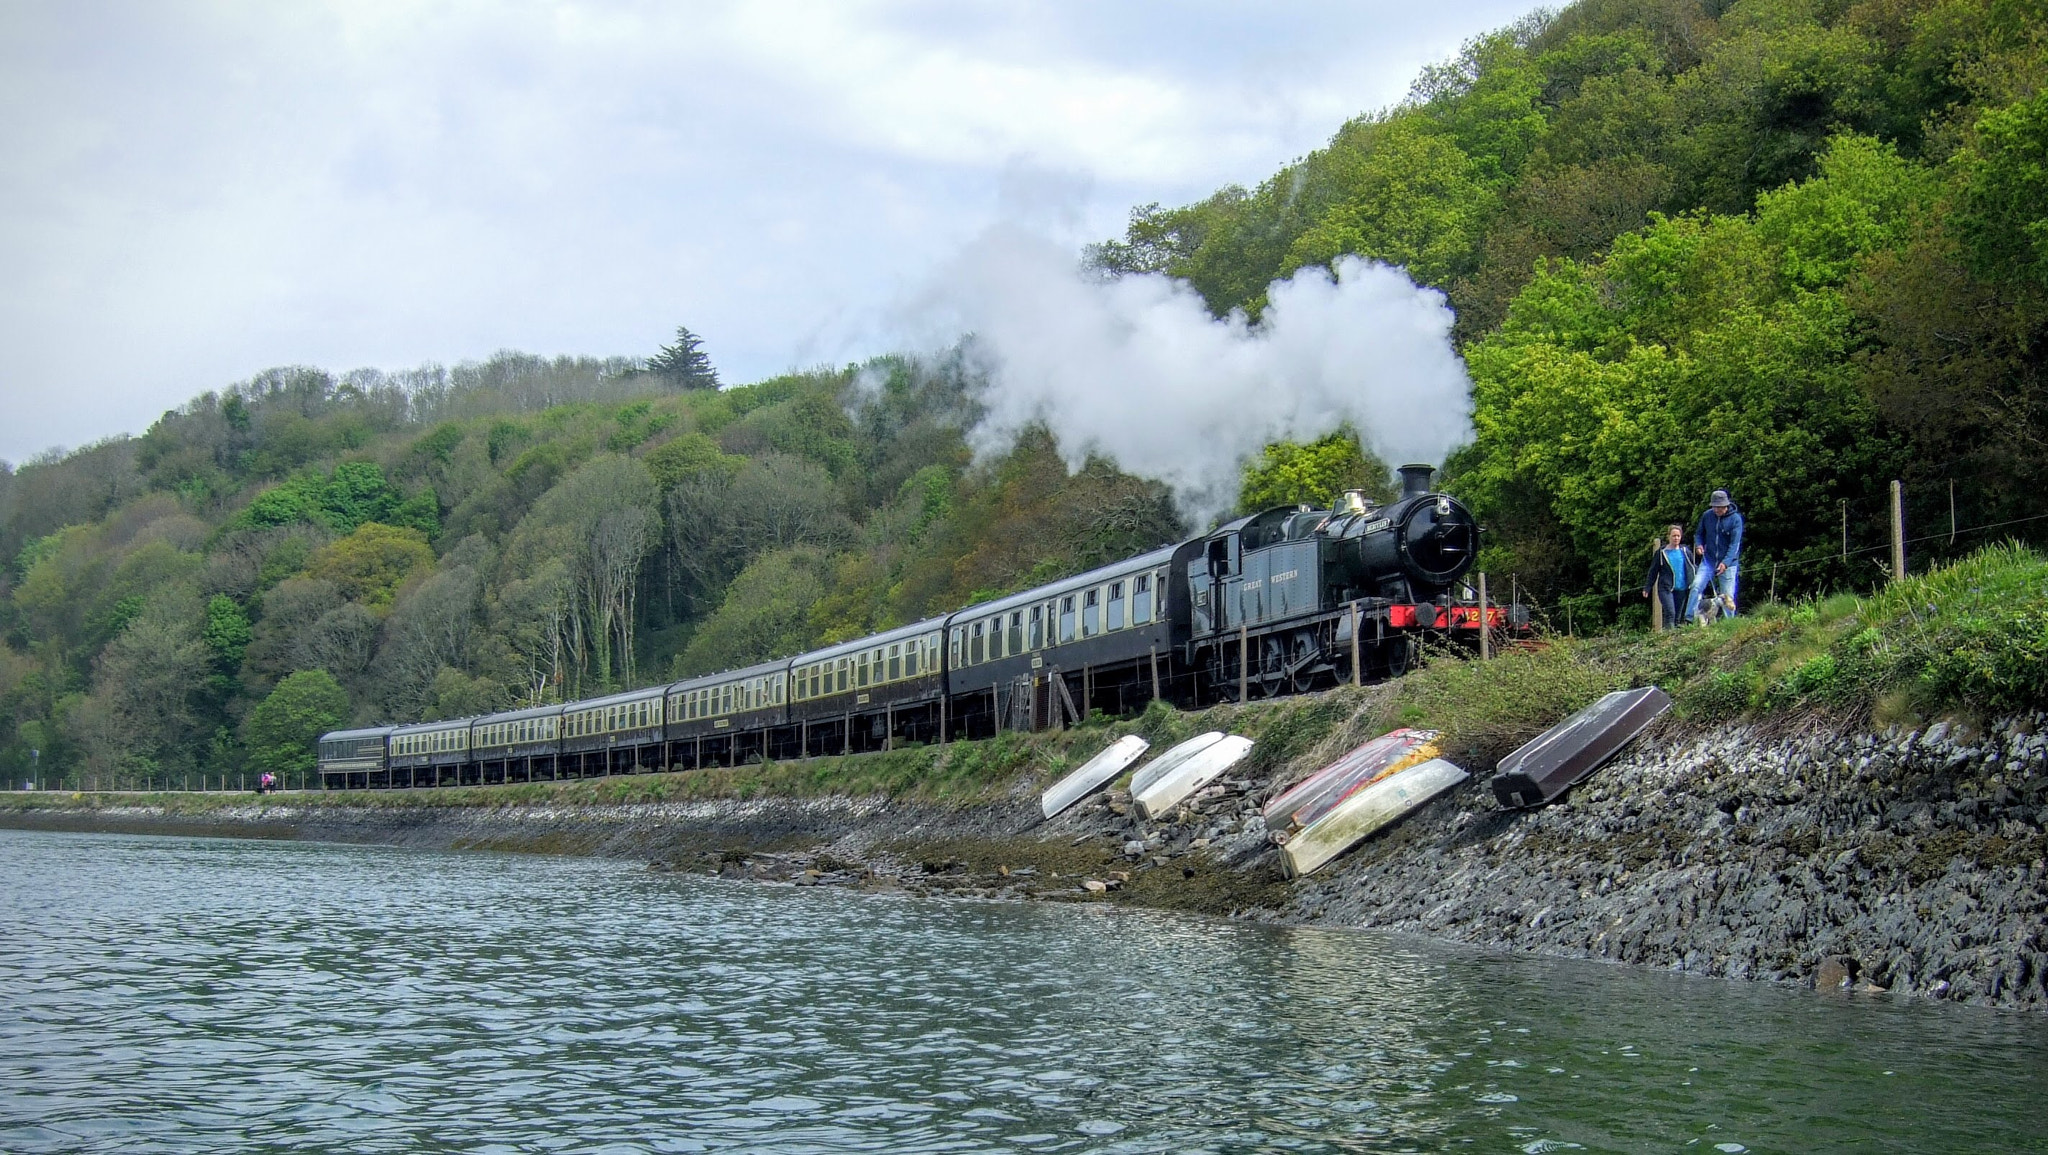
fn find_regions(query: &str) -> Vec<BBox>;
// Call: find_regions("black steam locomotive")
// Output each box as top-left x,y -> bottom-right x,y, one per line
318,465 -> 1520,790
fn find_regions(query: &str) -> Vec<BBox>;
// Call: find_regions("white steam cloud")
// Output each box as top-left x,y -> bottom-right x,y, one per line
917,225 -> 1473,518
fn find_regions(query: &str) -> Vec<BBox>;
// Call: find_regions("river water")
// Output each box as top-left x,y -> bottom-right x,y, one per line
1,830 -> 2043,1153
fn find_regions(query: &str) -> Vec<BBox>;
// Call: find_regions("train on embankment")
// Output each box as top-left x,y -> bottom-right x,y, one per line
317,465 -> 1526,790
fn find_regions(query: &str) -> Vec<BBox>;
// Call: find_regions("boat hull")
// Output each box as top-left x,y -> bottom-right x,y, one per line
1134,735 -> 1254,819
1129,732 -> 1225,797
1263,728 -> 1440,836
1280,758 -> 1468,878
1489,686 -> 1672,809
1040,735 -> 1151,819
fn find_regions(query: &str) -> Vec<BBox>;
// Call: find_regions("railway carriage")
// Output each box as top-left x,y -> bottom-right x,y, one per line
560,685 -> 668,777
389,718 -> 475,787
470,702 -> 564,784
667,659 -> 791,766
317,726 -> 392,791
946,546 -> 1181,734
788,618 -> 946,755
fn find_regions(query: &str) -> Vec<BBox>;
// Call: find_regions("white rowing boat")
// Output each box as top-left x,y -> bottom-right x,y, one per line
1134,735 -> 1254,819
1040,734 -> 1151,819
1129,731 -> 1224,797
1279,757 -> 1468,878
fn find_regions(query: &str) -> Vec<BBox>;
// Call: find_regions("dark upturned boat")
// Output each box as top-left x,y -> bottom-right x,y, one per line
1489,687 -> 1671,809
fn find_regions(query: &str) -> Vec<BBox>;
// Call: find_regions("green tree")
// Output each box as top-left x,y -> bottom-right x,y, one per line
675,547 -> 832,676
1282,118 -> 1498,289
301,523 -> 435,610
644,431 -> 744,491
1955,90 -> 2048,290
646,326 -> 720,390
244,670 -> 350,780
1238,430 -> 1395,513
202,595 -> 251,671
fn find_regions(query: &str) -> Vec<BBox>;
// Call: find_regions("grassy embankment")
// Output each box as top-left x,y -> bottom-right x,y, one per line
7,545 -> 2042,820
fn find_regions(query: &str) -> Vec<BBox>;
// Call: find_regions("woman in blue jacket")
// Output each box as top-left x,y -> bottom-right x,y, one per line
1642,524 -> 1692,629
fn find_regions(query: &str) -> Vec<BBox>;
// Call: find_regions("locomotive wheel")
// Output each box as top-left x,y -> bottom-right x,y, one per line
1379,637 -> 1416,678
1288,629 -> 1322,693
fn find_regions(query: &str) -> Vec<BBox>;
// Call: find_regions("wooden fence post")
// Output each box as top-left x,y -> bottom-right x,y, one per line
1891,479 -> 1906,581
1478,573 -> 1491,660
1349,601 -> 1361,687
1238,620 -> 1249,703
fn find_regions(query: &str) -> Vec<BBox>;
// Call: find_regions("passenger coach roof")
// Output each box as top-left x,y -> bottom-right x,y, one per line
670,656 -> 790,692
567,684 -> 668,710
791,616 -> 946,665
949,545 -> 1179,622
321,726 -> 394,741
474,701 -> 565,725
390,717 -> 476,735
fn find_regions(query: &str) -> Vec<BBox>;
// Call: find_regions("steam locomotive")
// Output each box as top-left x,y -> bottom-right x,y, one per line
318,465 -> 1522,789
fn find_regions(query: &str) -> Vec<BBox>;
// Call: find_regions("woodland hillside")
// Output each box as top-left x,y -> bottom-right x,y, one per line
1093,0 -> 2048,601
5,0 -> 2048,787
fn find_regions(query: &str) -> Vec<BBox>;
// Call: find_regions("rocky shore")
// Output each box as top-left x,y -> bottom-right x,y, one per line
6,709 -> 2045,1011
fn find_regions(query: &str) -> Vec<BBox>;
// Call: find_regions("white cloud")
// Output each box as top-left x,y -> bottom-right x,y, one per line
0,0 -> 1539,463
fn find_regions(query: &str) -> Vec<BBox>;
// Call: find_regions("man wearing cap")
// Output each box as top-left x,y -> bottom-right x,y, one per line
1686,489 -> 1744,622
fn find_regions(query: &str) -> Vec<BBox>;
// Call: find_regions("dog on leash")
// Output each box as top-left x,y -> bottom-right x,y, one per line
1696,589 -> 1736,625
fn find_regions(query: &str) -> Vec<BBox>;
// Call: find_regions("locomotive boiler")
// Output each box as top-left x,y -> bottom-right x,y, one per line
1181,464 -> 1488,698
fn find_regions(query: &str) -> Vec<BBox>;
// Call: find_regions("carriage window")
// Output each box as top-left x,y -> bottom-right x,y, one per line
1133,573 -> 1153,624
970,620 -> 985,665
1083,588 -> 1101,637
905,642 -> 919,678
1008,612 -> 1023,654
1108,581 -> 1126,630
872,648 -> 885,682
988,617 -> 1004,659
1028,606 -> 1044,649
1059,596 -> 1076,643
887,643 -> 902,681
856,653 -> 870,688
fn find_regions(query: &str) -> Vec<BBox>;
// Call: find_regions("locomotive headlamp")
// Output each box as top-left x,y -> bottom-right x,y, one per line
1436,497 -> 1451,515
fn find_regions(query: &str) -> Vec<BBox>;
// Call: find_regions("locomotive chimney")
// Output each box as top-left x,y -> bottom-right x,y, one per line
1398,464 -> 1435,501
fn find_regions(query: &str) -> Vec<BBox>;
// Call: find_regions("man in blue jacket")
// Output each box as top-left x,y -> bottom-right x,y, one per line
1686,489 -> 1744,622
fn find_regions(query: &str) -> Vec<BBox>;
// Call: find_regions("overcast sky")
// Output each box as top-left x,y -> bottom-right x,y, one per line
0,0 -> 1538,465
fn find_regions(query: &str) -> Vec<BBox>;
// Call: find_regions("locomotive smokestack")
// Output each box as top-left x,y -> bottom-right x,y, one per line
1398,464 -> 1434,501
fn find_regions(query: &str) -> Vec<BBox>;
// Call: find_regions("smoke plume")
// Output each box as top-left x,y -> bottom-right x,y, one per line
916,224 -> 1473,517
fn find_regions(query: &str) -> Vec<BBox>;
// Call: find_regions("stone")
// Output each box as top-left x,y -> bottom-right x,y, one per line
1815,956 -> 1858,990
1082,879 -> 1108,894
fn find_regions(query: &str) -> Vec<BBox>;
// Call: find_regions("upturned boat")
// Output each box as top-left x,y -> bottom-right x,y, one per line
1040,734 -> 1151,819
1262,728 -> 1441,836
1489,686 -> 1671,809
1133,735 -> 1254,820
1279,757 -> 1468,878
1129,731 -> 1225,797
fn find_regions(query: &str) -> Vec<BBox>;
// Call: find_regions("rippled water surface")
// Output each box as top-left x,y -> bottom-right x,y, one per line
2,830 -> 2045,1153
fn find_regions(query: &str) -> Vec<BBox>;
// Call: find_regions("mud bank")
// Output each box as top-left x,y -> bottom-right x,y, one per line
6,711 -> 2045,1011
